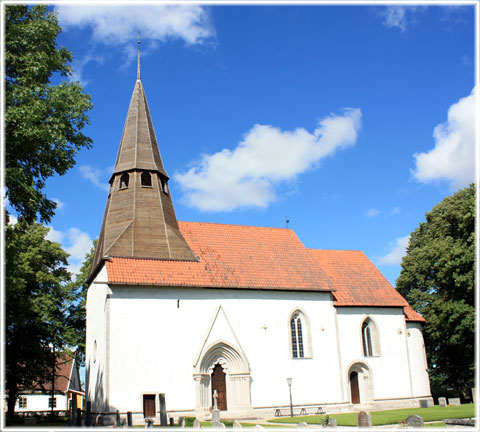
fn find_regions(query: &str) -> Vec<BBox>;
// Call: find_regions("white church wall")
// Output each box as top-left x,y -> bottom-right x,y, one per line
86,266 -> 110,411
336,307 -> 412,402
406,323 -> 431,397
104,286 -> 343,413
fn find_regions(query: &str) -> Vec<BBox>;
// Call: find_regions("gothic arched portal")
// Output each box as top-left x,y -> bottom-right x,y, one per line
194,341 -> 252,416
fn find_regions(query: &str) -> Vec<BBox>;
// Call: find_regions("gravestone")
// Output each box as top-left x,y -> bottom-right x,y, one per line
211,421 -> 226,429
448,397 -> 461,406
406,415 -> 424,428
169,418 -> 174,427
159,393 -> 167,426
471,388 -> 476,404
297,422 -> 308,428
357,411 -> 372,427
254,426 -> 264,429
179,417 -> 185,428
327,418 -> 337,427
145,417 -> 154,428
233,420 -> 243,429
193,419 -> 201,428
420,399 -> 432,408
438,397 -> 447,407
212,390 -> 221,424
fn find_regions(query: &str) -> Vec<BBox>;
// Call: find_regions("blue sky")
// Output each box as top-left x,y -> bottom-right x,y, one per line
10,2 -> 477,286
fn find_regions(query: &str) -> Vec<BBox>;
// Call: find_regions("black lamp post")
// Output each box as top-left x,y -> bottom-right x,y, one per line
287,377 -> 293,417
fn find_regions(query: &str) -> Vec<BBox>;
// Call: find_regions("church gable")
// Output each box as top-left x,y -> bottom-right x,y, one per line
193,305 -> 248,371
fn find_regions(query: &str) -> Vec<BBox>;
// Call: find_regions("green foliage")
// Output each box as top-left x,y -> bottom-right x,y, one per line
396,184 -> 475,398
5,5 -> 92,223
66,240 -> 97,365
5,220 -> 76,419
269,404 -> 476,426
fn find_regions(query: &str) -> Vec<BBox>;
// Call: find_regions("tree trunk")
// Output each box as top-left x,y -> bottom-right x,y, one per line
6,377 -> 18,423
50,348 -> 55,421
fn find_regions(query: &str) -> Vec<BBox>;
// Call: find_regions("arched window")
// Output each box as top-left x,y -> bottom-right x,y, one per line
119,173 -> 129,189
291,314 -> 304,358
361,317 -> 380,357
141,171 -> 152,187
160,177 -> 169,194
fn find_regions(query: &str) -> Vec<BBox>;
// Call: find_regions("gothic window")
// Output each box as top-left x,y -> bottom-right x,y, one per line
119,173 -> 129,189
141,171 -> 152,187
291,314 -> 304,358
288,308 -> 313,360
361,317 -> 380,357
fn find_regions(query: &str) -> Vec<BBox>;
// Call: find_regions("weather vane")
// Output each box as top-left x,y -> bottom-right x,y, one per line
137,31 -> 141,81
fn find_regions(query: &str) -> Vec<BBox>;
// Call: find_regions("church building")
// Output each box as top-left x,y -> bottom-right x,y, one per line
85,50 -> 432,424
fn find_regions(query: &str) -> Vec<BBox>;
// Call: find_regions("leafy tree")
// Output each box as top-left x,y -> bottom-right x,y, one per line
5,5 -> 92,224
396,184 -> 475,399
66,240 -> 97,365
5,220 -> 76,420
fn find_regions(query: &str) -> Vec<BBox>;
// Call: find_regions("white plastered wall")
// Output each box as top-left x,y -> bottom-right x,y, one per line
16,394 -> 68,412
336,307 -> 413,403
406,322 -> 431,397
103,287 -> 343,414
85,266 -> 110,411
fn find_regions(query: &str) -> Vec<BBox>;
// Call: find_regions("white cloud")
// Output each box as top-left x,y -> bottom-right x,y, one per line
381,6 -> 417,32
7,215 -> 18,226
56,4 -> 214,50
52,198 -> 65,211
377,235 -> 410,266
71,54 -> 104,86
47,226 -> 93,275
391,207 -> 401,215
174,108 -> 362,212
412,86 -> 477,190
365,208 -> 380,218
79,165 -> 111,192
46,226 -> 65,244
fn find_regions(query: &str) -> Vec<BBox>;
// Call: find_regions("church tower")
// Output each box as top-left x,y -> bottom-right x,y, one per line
89,40 -> 197,278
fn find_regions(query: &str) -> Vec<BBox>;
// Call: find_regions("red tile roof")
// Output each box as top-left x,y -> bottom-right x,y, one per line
105,222 -> 423,321
403,305 -> 426,323
106,222 -> 333,292
26,354 -> 79,393
308,249 -> 409,308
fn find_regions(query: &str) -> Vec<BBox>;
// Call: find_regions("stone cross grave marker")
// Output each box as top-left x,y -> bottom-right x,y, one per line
438,397 -> 447,407
406,415 -> 424,428
357,411 -> 372,427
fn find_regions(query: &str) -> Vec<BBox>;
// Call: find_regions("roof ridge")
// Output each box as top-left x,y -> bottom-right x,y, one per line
179,220 -> 293,230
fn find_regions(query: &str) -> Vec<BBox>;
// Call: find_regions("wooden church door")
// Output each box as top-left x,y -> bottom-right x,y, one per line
350,371 -> 360,404
211,364 -> 227,410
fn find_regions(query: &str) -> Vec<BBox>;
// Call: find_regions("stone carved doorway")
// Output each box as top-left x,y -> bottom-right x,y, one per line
194,341 -> 253,416
348,362 -> 373,404
211,364 -> 227,410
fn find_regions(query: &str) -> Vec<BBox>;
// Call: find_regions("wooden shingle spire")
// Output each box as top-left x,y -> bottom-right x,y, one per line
89,44 -> 197,280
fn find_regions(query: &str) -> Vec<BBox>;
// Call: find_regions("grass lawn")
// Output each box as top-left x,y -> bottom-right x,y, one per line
268,404 -> 476,426
200,421 -> 292,428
